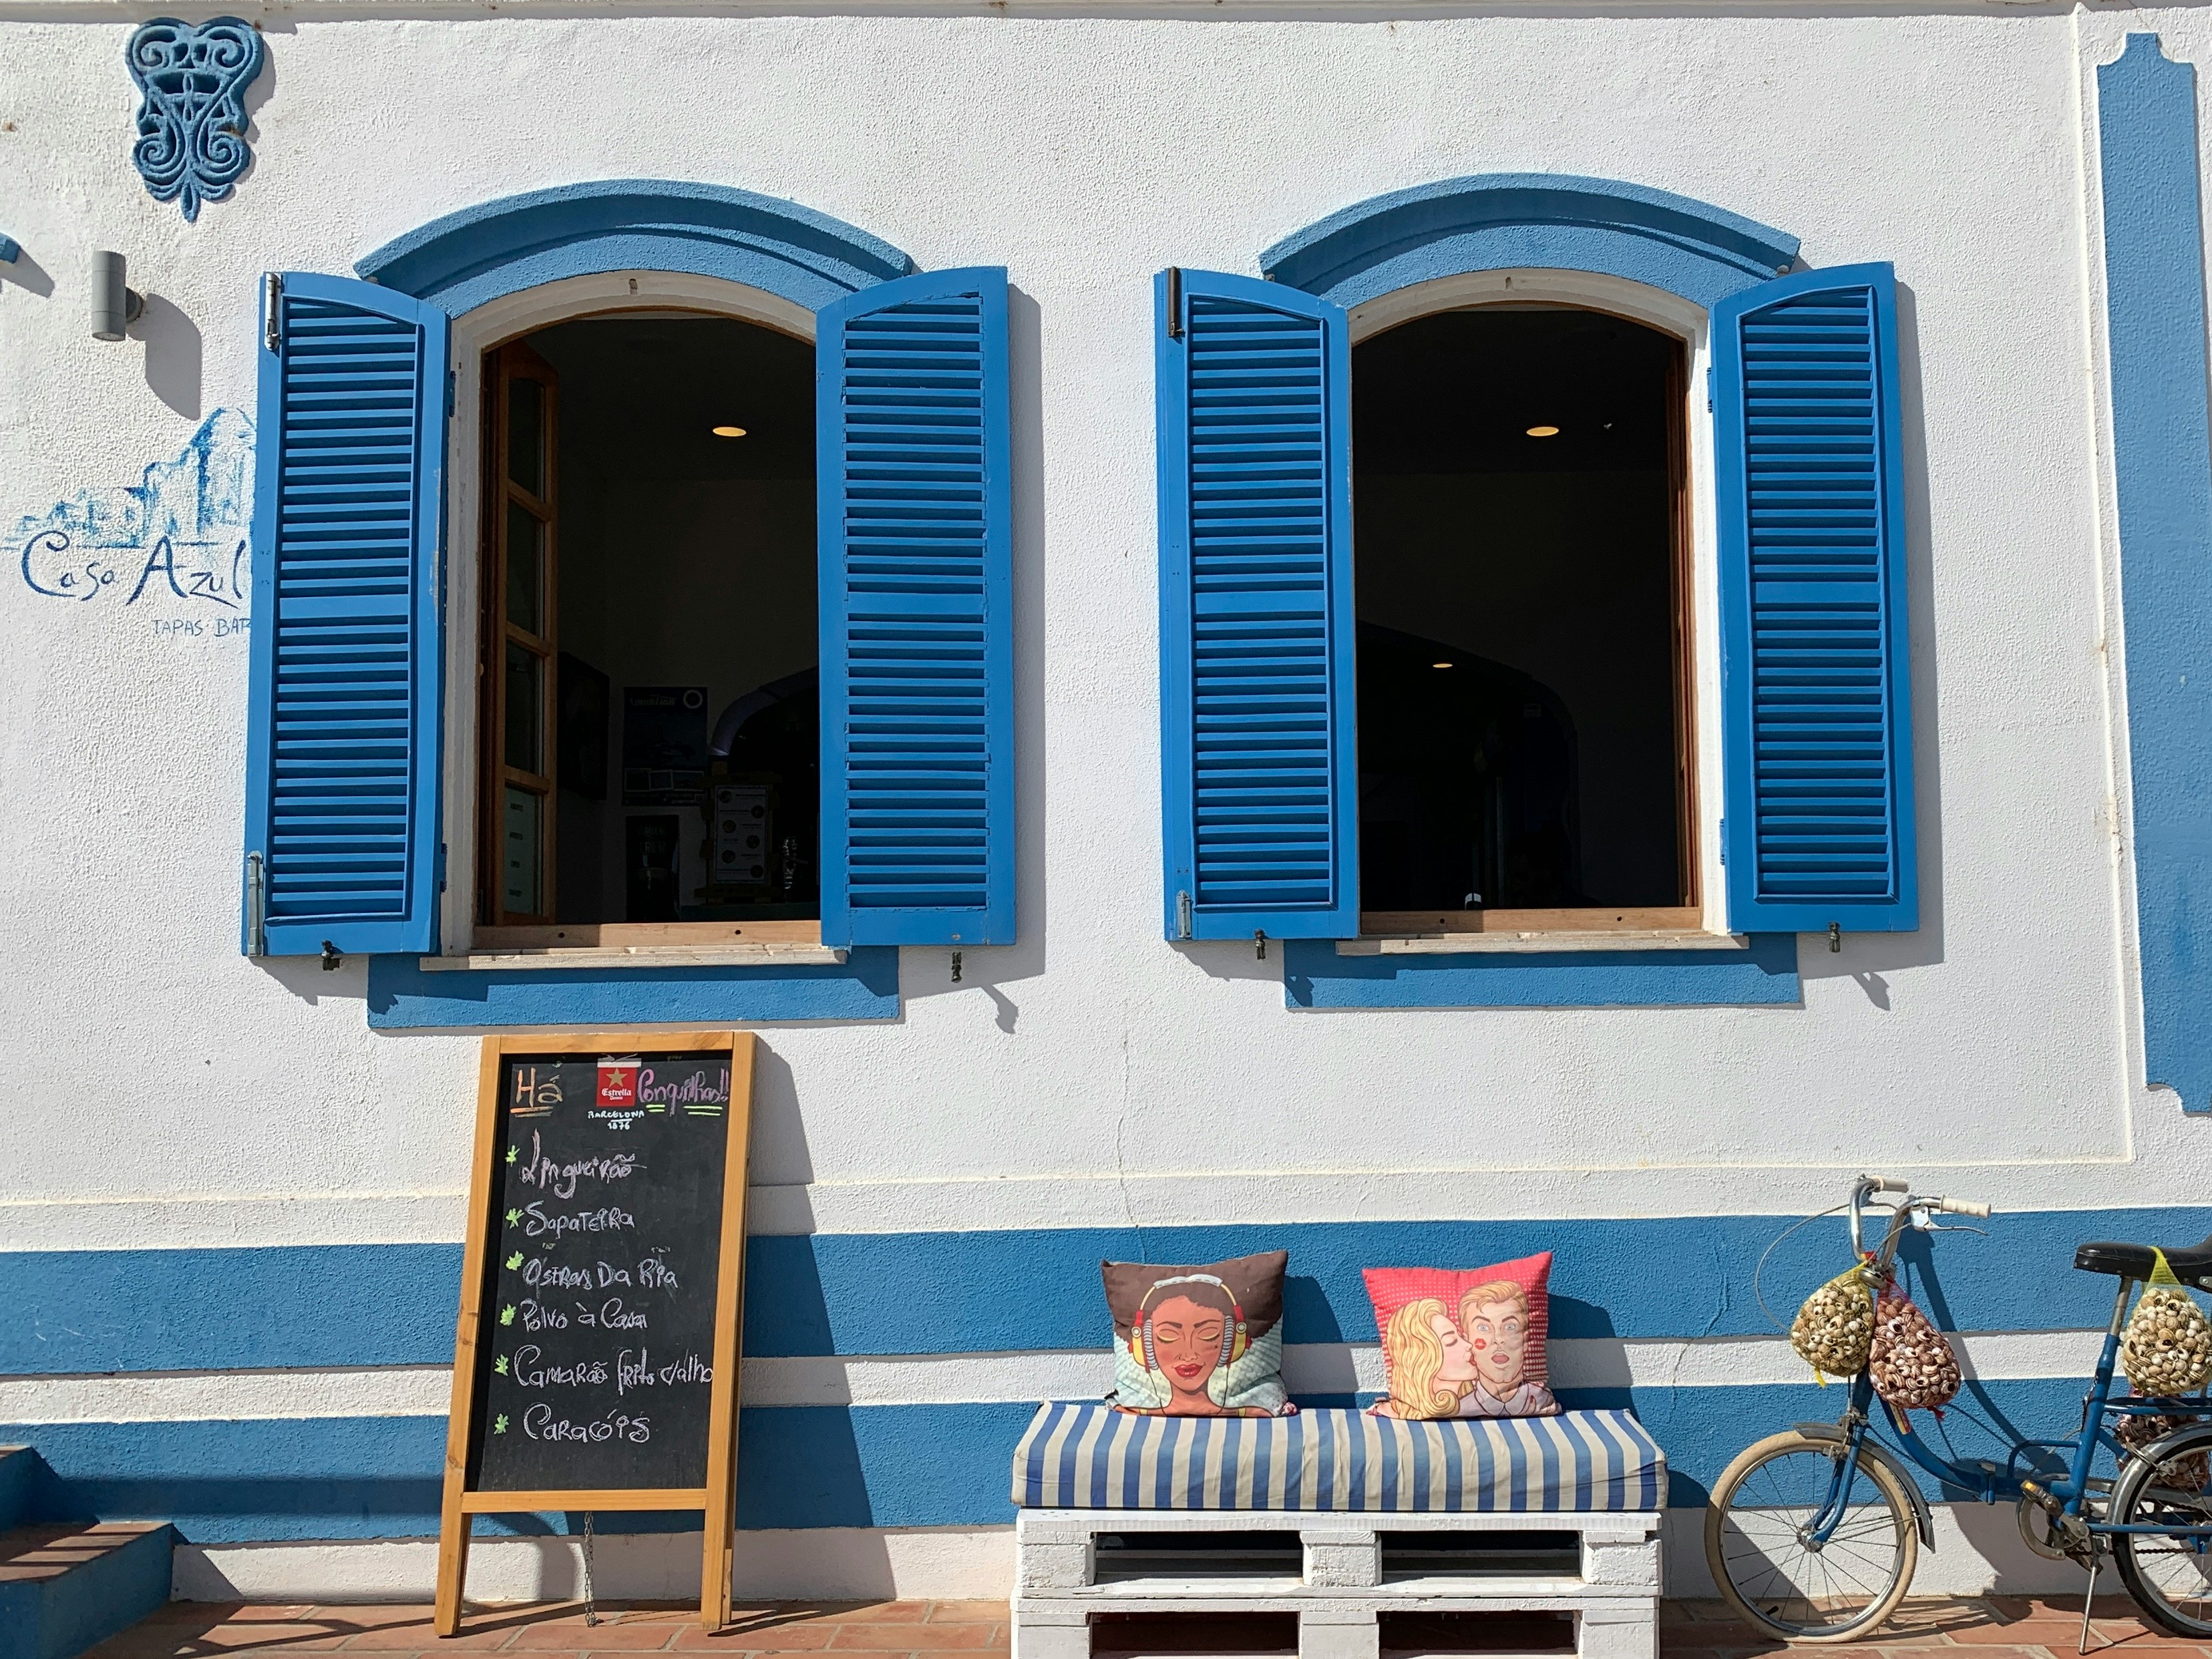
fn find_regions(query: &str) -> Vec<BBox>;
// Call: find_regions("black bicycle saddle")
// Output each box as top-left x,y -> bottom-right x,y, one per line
2075,1234 -> 2212,1286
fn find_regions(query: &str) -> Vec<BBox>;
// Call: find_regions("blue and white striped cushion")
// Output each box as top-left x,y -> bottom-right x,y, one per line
1010,1404 -> 1664,1512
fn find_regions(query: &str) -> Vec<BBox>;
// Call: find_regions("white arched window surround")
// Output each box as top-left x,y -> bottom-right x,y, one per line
1344,266 -> 1726,938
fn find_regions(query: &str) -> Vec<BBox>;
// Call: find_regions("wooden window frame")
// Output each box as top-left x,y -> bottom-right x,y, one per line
477,343 -> 560,928
1357,319 -> 1705,942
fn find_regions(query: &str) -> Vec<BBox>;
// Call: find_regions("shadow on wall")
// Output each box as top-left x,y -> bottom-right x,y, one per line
138,291 -> 202,419
1798,279 -> 1946,997
1,244 -> 55,297
902,283 -> 1050,1017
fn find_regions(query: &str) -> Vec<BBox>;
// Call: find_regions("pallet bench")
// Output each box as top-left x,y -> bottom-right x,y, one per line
1008,1404 -> 1666,1659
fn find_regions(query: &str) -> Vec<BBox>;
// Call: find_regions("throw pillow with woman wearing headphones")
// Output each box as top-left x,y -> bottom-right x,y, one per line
1103,1252 -> 1294,1416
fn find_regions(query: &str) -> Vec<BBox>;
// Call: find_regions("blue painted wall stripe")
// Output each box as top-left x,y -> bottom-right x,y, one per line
1283,934 -> 1799,1009
363,946 -> 901,1029
0,1378 -> 2125,1540
0,1245 -> 462,1374
2098,34 -> 2212,1114
6,1209 -> 2209,1375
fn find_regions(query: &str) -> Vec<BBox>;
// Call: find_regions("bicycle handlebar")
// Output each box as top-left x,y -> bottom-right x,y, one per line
1855,1175 -> 1994,1228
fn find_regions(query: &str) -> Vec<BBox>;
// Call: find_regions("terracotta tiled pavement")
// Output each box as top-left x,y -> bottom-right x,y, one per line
1662,1598 -> 2212,1659
83,1600 -> 1010,1658
81,1596 -> 2212,1659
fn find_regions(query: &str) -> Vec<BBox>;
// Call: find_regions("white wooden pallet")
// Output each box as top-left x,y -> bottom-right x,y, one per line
1014,1507 -> 1663,1659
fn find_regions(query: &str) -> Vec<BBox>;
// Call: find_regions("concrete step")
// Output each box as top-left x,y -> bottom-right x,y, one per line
0,1522 -> 176,1659
0,1449 -> 35,1533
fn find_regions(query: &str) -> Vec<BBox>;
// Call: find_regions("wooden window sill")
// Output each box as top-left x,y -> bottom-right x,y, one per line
427,920 -> 841,970
1337,930 -> 1746,956
421,944 -> 847,970
1342,909 -> 1742,956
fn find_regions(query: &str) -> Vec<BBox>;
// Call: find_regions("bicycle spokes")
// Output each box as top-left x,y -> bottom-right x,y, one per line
1709,1437 -> 1916,1640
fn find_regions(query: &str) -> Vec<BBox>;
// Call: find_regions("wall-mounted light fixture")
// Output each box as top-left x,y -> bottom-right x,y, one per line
91,250 -> 145,341
0,235 -> 19,266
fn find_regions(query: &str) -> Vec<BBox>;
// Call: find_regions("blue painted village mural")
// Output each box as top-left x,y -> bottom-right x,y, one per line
15,409 -> 254,631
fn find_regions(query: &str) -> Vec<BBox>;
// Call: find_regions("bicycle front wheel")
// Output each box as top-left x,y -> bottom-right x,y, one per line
2111,1423 -> 2212,1638
1705,1429 -> 1919,1642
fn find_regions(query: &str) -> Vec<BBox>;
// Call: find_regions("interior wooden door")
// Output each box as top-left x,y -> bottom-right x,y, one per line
480,341 -> 560,927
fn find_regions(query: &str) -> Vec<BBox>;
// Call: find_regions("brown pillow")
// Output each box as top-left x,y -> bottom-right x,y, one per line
1102,1250 -> 1292,1417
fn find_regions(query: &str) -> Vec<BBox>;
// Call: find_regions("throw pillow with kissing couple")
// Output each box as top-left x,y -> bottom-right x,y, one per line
1362,1253 -> 1561,1420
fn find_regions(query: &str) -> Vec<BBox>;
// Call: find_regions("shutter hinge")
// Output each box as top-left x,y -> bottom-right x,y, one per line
244,850 -> 266,956
437,840 -> 448,894
1704,366 -> 1714,413
1718,818 -> 1726,865
1175,889 -> 1193,940
262,272 -> 282,353
1165,267 -> 1183,341
445,368 -> 455,419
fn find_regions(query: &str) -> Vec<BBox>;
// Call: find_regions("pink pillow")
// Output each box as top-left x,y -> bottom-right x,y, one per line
1362,1253 -> 1560,1420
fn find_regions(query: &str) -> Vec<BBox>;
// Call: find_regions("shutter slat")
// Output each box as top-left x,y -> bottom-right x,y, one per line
817,268 -> 1015,946
243,272 -> 446,956
1714,263 -> 1917,932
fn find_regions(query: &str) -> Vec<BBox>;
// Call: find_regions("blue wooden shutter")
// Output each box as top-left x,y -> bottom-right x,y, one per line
242,272 -> 448,956
1156,268 -> 1358,941
1712,262 -> 1918,933
816,267 -> 1015,947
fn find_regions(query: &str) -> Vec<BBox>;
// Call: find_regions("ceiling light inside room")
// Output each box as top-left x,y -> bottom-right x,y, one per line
711,424 -> 747,438
1525,424 -> 1559,438
1432,661 -> 1454,669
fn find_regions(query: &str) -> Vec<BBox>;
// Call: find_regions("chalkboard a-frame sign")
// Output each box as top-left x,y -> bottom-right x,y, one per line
433,1032 -> 755,1635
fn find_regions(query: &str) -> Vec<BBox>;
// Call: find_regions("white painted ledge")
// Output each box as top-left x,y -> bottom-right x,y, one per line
0,1331 -> 2108,1423
1337,931 -> 1748,956
418,944 -> 846,970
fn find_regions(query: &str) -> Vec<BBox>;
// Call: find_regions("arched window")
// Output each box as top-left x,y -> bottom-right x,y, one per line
239,184 -> 1016,1013
1155,176 -> 1917,980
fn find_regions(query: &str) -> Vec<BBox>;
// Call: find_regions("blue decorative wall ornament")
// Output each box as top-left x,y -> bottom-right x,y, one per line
357,180 -> 916,318
2097,34 -> 2212,1114
1261,173 -> 1801,313
126,18 -> 264,222
0,234 -> 18,264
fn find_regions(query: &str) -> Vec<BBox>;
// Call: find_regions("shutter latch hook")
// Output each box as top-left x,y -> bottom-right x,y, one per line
1828,922 -> 1842,954
321,940 -> 343,972
950,950 -> 962,984
1254,930 -> 1268,961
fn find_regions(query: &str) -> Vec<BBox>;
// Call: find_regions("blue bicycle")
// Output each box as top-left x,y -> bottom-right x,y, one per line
1706,1177 -> 2212,1642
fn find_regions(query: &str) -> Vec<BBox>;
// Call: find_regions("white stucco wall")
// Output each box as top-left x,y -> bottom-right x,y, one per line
1,5 -> 2201,1248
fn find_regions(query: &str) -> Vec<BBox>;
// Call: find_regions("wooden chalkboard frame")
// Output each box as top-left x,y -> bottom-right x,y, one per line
433,1031 -> 755,1635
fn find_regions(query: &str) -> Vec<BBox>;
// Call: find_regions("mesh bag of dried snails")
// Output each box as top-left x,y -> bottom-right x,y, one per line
1868,1290 -> 1962,1413
2122,1252 -> 2212,1398
1791,1264 -> 1875,1382
2115,1401 -> 2212,1493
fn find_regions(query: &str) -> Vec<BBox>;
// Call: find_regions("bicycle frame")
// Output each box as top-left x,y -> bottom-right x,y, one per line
1803,1186 -> 2212,1547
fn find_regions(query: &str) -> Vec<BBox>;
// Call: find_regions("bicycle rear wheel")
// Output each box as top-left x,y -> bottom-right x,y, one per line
1705,1429 -> 1918,1642
2110,1423 -> 2212,1638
